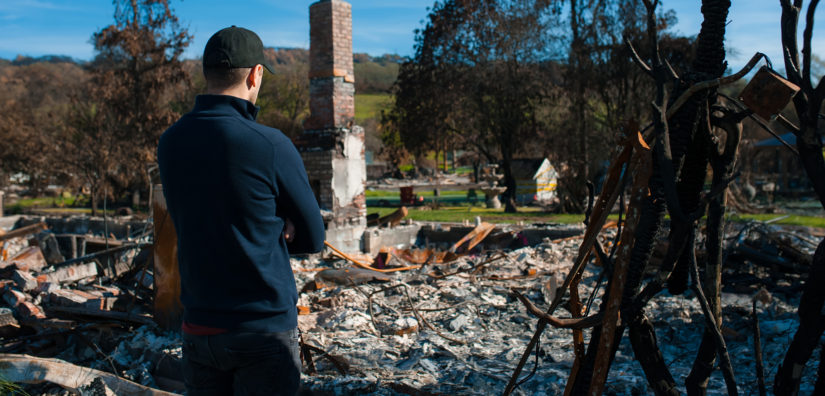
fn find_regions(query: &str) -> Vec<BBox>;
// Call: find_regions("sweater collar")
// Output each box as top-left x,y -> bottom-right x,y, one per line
194,94 -> 260,121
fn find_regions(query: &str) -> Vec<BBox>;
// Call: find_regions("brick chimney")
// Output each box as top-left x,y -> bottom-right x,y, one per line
306,0 -> 355,131
296,0 -> 366,253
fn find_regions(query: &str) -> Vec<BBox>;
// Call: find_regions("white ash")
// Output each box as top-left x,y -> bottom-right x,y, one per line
293,234 -> 819,395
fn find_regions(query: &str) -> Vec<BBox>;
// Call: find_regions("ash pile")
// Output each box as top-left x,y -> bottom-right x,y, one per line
0,215 -> 821,395
0,215 -> 180,395
294,220 -> 821,395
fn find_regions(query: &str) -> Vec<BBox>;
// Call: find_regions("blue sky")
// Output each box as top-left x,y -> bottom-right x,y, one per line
0,0 -> 823,72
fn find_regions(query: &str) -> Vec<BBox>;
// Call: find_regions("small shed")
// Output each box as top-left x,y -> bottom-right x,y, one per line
510,158 -> 558,203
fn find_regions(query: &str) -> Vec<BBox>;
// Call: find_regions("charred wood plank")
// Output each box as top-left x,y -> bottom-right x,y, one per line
0,222 -> 47,242
0,353 -> 175,395
589,132 -> 653,395
45,306 -> 156,327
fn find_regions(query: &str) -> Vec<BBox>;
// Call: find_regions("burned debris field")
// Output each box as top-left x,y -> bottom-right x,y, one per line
0,213 -> 821,395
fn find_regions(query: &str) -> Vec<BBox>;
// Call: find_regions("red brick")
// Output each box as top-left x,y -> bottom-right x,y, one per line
17,301 -> 45,320
11,269 -> 37,291
35,281 -> 59,294
48,289 -> 88,307
43,262 -> 98,284
9,246 -> 48,272
308,0 -> 355,131
3,288 -> 27,307
0,280 -> 15,293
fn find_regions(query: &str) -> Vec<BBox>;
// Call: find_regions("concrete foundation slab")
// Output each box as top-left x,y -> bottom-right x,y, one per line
325,221 -> 366,253
363,224 -> 422,255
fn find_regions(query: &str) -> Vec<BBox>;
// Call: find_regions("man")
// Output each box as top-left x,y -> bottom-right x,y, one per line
158,26 -> 325,395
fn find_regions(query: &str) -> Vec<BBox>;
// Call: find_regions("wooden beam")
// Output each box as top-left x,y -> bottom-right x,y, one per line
0,222 -> 47,242
0,353 -> 176,396
152,185 -> 183,331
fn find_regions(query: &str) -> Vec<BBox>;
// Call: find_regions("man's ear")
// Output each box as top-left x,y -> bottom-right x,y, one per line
247,65 -> 263,88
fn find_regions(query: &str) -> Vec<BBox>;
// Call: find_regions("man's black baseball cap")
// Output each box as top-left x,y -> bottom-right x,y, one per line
203,26 -> 275,73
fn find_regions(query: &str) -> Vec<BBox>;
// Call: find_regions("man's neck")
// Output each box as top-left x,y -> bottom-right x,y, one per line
207,87 -> 255,104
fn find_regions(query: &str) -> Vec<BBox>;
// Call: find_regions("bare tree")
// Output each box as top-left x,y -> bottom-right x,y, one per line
0,62 -> 87,194
774,1 -> 825,394
82,0 -> 191,208
506,0 -> 744,394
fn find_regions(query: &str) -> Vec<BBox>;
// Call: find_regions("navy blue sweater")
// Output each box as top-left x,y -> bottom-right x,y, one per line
158,94 -> 325,333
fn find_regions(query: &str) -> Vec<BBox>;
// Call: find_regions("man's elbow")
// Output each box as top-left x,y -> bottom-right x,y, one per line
308,216 -> 326,253
308,233 -> 325,253
294,217 -> 325,254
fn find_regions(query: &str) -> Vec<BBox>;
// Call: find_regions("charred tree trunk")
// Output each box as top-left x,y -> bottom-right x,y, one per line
567,0 -> 591,207
666,120 -> 711,296
500,138 -> 518,213
665,0 -> 731,296
629,314 -> 680,395
622,172 -> 672,392
686,108 -> 744,395
775,238 -> 825,395
775,1 -> 825,392
572,0 -> 732,392
90,187 -> 99,217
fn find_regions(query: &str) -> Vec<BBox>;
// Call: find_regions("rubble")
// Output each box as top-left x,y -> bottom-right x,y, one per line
0,213 -> 820,395
291,220 -> 822,395
0,215 -> 160,394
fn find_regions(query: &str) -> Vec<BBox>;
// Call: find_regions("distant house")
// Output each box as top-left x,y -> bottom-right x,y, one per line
510,158 -> 558,203
366,150 -> 393,180
750,132 -> 819,194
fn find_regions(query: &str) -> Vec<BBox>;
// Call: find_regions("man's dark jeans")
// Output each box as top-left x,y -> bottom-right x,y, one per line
182,328 -> 301,396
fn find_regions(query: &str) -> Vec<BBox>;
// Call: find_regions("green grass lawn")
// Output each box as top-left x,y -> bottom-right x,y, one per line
7,191 -> 822,228
355,93 -> 392,122
728,213 -> 825,228
368,206 -> 588,224
14,195 -> 83,208
4,194 -> 118,216
367,205 -> 825,228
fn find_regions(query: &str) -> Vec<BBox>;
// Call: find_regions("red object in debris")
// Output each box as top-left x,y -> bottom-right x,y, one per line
373,254 -> 386,269
400,186 -> 415,205
373,250 -> 391,269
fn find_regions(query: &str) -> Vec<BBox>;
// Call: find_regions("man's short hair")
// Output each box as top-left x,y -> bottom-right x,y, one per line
203,67 -> 251,91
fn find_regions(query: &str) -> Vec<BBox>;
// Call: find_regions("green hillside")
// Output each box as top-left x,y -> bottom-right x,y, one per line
355,93 -> 393,123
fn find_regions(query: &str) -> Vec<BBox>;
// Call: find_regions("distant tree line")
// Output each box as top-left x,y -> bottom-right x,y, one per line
0,0 -> 400,214
381,0 -> 695,212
